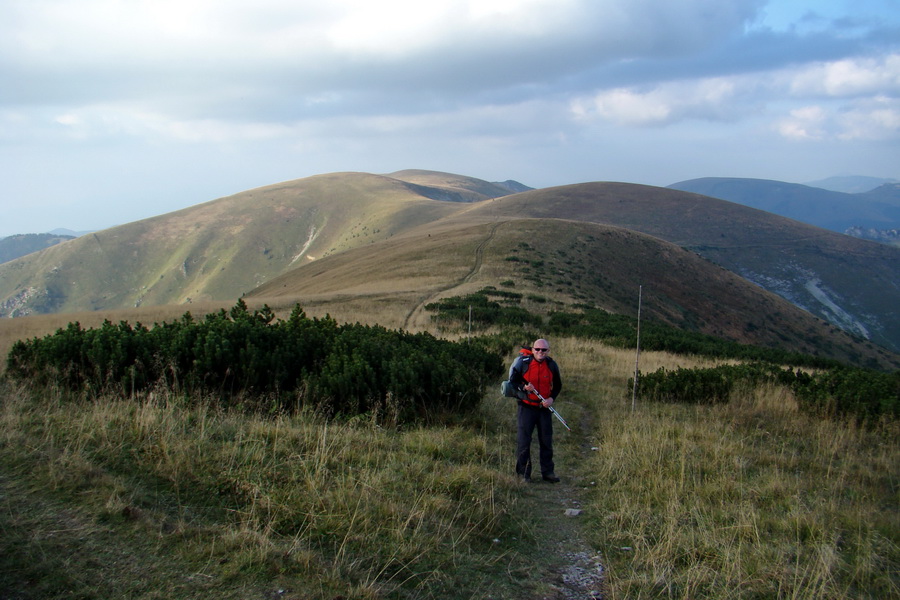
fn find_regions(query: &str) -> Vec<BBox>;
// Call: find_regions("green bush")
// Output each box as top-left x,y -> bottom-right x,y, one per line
5,301 -> 503,424
635,363 -> 898,422
425,291 -> 542,330
428,294 -> 837,369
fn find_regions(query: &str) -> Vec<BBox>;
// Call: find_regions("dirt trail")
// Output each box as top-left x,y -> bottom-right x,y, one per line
514,402 -> 606,599
402,222 -> 502,331
399,219 -> 606,596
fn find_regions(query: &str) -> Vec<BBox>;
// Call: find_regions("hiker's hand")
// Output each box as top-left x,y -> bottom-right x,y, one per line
524,383 -> 535,393
542,397 -> 554,407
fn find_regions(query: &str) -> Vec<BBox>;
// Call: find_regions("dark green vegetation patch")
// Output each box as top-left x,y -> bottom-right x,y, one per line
429,289 -> 898,423
6,300 -> 502,424
636,363 -> 900,421
429,288 -> 839,368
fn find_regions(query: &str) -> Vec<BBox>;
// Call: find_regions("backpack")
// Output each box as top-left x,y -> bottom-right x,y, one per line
500,346 -> 533,399
500,379 -> 526,399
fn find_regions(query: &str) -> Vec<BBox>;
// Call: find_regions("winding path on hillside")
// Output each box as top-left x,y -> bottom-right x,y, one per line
401,221 -> 502,331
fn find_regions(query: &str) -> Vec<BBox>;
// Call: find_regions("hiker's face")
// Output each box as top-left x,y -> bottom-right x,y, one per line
532,341 -> 549,361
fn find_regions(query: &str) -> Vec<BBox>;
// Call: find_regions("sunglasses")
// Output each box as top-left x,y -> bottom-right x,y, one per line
533,347 -> 549,352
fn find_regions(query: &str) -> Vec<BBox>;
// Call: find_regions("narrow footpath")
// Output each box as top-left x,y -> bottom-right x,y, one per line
402,221 -> 502,331
504,396 -> 607,599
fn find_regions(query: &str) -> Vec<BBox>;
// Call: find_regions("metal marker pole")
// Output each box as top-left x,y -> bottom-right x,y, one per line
632,285 -> 642,413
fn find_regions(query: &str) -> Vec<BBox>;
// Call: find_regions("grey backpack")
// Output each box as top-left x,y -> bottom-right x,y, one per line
500,379 -> 527,399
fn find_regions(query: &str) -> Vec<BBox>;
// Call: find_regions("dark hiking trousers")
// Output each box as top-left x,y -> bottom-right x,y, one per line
516,403 -> 554,478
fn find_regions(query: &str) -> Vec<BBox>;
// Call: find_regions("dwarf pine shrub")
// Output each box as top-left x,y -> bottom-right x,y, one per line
635,362 -> 899,422
5,300 -> 503,424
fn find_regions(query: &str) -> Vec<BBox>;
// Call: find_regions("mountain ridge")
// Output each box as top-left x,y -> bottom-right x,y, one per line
804,175 -> 899,194
249,217 -> 891,369
1,170 -> 897,368
668,177 -> 900,234
0,233 -> 75,265
469,182 -> 899,353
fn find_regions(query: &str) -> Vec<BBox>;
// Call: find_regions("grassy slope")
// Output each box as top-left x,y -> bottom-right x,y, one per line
2,215 -> 896,372
0,174 -> 897,367
248,216 -> 899,370
463,183 -> 900,354
1,338 -> 896,599
387,169 -> 516,201
0,172 -> 465,316
560,339 -> 899,600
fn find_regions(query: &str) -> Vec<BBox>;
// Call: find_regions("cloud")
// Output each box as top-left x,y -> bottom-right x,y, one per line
1,0 -> 899,236
572,52 -> 900,141
788,54 -> 900,97
571,78 -> 747,126
0,1 -> 765,111
777,105 -> 829,140
778,96 -> 900,141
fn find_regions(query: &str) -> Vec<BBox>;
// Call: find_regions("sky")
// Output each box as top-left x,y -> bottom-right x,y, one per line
1,0 -> 899,237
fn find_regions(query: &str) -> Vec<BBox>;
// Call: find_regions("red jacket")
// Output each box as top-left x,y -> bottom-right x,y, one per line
508,348 -> 562,407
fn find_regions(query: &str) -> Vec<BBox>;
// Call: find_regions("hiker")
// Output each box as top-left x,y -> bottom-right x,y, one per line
507,338 -> 563,483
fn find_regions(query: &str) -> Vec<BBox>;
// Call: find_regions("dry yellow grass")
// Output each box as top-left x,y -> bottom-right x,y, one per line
553,338 -> 898,599
1,316 -> 897,598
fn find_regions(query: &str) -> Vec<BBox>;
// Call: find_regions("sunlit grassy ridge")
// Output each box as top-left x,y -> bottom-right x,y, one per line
0,172 -> 468,315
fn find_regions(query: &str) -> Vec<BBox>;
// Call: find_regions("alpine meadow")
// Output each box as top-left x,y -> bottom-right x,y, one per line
1,170 -> 898,599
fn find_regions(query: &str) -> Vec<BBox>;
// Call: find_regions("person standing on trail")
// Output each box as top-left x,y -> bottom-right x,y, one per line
508,338 -> 563,483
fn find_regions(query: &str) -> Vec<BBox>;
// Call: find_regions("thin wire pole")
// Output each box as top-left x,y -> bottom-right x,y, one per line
632,285 -> 642,413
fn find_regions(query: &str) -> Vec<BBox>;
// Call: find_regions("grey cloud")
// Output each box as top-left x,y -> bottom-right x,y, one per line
2,1 -> 898,237
0,1 -> 767,114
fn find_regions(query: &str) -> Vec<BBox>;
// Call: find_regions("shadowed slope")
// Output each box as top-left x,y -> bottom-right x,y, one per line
248,218 -> 898,370
460,183 -> 900,353
387,169 -> 520,202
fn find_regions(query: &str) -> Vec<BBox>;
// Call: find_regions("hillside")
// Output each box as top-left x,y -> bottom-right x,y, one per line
1,172 -> 898,367
805,175 -> 899,194
668,177 -> 900,233
0,233 -> 74,264
387,169 -> 524,201
456,182 -> 899,355
248,217 -> 899,370
0,172 -> 511,317
860,182 -> 900,206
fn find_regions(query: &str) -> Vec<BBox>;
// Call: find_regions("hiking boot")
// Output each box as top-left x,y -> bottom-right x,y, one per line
542,473 -> 560,483
519,474 -> 532,483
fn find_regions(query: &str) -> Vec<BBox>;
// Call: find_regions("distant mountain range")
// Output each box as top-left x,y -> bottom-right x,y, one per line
0,233 -> 75,264
667,178 -> 900,244
48,228 -> 94,238
1,170 -> 897,370
804,175 -> 898,194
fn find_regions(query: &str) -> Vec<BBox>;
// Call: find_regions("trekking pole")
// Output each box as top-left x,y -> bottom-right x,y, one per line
534,390 -> 571,431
